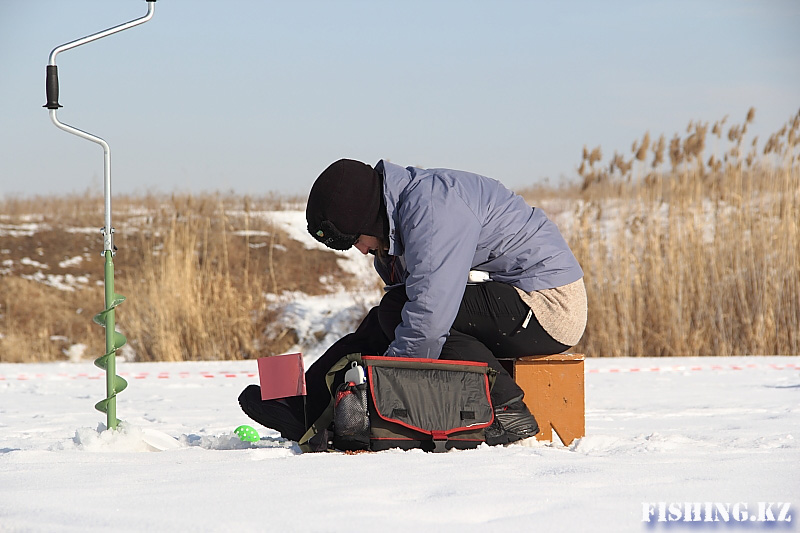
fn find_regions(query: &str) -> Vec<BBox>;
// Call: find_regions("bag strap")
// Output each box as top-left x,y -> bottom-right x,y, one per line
362,355 -> 498,389
298,352 -> 363,452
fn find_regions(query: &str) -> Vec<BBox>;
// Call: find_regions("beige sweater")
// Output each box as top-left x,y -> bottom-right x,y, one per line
514,278 -> 587,347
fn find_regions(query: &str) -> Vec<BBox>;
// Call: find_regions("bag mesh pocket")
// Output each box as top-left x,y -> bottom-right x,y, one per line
333,382 -> 370,451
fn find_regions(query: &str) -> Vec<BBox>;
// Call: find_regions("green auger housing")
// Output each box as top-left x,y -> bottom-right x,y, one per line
92,250 -> 128,429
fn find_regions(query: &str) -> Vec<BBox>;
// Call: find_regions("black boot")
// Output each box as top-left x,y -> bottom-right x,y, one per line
485,399 -> 540,446
238,385 -> 306,442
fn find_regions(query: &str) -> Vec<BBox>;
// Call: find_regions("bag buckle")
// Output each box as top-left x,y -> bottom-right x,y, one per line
431,430 -> 448,453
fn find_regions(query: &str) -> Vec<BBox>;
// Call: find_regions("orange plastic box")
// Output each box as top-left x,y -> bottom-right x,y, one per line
499,353 -> 585,445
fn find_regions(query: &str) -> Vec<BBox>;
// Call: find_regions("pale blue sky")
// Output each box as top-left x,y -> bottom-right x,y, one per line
1,0 -> 798,198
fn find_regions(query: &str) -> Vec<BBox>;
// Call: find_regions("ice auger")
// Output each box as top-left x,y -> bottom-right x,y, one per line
45,1 -> 157,430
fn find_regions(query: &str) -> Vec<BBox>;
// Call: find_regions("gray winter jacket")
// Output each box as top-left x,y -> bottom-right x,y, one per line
374,160 -> 583,359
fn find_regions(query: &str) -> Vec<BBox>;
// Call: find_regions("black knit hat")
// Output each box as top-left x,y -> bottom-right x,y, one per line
306,159 -> 386,251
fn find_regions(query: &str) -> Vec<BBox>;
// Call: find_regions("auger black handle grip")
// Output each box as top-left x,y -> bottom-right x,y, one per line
44,65 -> 62,109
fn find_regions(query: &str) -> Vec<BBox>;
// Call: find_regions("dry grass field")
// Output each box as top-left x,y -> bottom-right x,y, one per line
2,109 -> 798,362
520,108 -> 800,357
0,193 -> 354,362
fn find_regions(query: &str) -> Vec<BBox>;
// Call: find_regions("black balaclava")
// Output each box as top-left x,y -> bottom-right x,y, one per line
306,159 -> 386,251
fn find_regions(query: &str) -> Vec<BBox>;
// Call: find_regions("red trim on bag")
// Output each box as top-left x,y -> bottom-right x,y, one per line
370,436 -> 486,441
431,430 -> 447,441
367,367 -> 494,437
361,355 -> 489,368
334,383 -> 355,408
485,376 -> 495,426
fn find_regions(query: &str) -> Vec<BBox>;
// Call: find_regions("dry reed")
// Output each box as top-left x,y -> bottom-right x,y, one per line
1,192 -> 349,362
561,108 -> 800,356
3,108 -> 799,361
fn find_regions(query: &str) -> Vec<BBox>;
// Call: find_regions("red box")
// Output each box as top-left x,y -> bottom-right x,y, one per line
257,353 -> 306,400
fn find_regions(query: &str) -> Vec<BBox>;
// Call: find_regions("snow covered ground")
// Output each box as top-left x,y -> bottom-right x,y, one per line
1,356 -> 797,532
2,209 -> 798,530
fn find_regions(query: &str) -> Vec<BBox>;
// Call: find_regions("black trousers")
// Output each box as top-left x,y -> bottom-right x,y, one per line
304,282 -> 569,424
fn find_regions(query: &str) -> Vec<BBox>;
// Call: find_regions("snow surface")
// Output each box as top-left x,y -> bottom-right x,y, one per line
1,356 -> 798,532
264,209 -> 378,283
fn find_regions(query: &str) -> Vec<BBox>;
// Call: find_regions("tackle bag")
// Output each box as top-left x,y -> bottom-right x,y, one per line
299,354 -> 496,453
